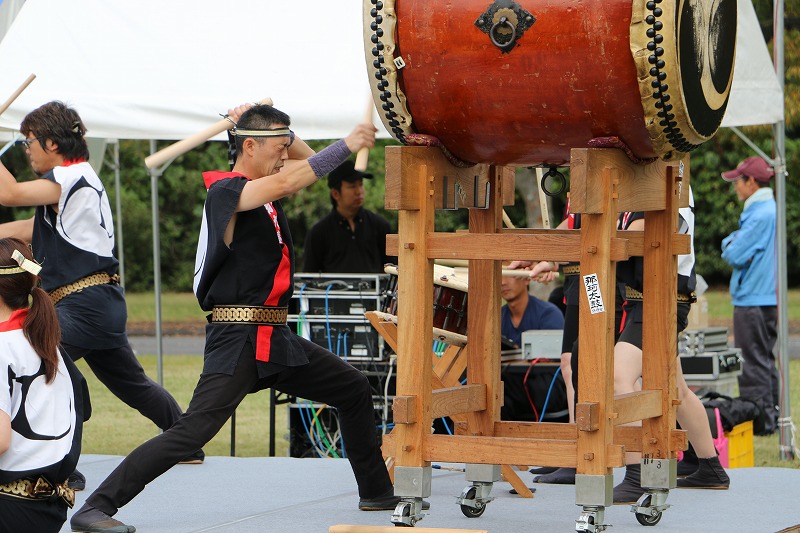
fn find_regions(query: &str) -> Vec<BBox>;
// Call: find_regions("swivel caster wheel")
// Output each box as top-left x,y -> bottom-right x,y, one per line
456,483 -> 493,519
635,509 -> 662,526
630,490 -> 669,527
459,487 -> 486,518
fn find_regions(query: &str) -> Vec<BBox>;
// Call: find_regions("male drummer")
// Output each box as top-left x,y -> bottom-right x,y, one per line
0,101 -> 202,492
303,159 -> 395,273
71,103 -> 417,532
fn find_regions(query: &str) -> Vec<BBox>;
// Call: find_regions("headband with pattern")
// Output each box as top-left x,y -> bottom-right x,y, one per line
0,250 -> 42,276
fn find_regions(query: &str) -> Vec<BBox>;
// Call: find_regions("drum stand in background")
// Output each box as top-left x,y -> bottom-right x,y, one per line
369,145 -> 689,531
365,310 -> 535,499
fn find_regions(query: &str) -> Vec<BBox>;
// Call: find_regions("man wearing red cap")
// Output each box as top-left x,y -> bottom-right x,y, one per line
721,156 -> 778,435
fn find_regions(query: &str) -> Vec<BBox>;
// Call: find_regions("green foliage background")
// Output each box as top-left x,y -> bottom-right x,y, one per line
0,3 -> 796,293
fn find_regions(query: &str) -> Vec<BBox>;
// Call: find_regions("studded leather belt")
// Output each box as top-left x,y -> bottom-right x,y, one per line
211,305 -> 288,326
49,272 -> 120,305
0,477 -> 75,508
624,285 -> 696,303
562,264 -> 580,276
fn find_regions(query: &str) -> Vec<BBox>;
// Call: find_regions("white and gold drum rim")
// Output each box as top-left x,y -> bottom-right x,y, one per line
363,0 -> 415,144
631,0 -> 736,159
383,264 -> 470,292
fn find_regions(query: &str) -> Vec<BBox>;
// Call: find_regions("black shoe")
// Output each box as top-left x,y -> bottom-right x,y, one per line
178,449 -> 205,465
676,456 -> 730,489
529,466 -> 558,475
533,467 -> 576,485
68,470 -> 86,491
613,464 -> 644,504
676,458 -> 699,477
509,487 -> 537,495
358,489 -> 431,511
70,504 -> 136,533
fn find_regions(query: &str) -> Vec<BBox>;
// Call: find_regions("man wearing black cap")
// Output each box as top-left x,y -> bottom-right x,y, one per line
303,159 -> 394,273
721,155 -> 779,435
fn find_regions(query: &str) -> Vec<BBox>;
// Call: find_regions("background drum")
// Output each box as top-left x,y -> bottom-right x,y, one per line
383,264 -> 470,336
363,0 -> 736,166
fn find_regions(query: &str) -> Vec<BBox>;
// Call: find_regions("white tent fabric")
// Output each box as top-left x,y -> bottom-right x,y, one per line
721,0 -> 784,127
0,0 -> 784,141
0,0 -> 381,141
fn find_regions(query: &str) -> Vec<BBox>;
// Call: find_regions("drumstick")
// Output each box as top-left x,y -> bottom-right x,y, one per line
144,96 -> 273,169
0,73 -> 36,117
502,209 -> 515,229
354,98 -> 374,171
501,269 -> 536,278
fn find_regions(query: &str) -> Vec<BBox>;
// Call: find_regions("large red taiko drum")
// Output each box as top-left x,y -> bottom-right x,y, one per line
363,0 -> 737,166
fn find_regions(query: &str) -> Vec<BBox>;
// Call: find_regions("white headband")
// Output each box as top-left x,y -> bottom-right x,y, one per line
0,250 -> 42,276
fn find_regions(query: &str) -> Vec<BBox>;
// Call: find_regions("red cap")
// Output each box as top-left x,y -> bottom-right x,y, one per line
721,156 -> 774,182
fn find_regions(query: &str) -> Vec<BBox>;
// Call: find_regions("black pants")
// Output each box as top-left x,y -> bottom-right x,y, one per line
734,305 -> 779,433
61,342 -> 183,432
86,337 -> 392,516
0,494 -> 67,533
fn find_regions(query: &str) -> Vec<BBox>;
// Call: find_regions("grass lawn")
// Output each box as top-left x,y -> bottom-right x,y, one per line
78,289 -> 800,468
77,355 -> 288,458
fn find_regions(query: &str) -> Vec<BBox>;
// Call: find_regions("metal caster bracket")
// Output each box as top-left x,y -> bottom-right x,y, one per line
576,505 -> 609,532
390,498 -> 426,527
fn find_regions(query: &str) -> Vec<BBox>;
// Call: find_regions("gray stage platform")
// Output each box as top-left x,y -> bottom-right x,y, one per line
62,455 -> 800,533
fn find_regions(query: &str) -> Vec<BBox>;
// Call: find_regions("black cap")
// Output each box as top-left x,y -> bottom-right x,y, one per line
327,159 -> 373,189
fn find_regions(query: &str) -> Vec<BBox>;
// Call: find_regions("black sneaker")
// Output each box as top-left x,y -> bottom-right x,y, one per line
178,449 -> 205,464
68,470 -> 86,491
358,489 -> 431,511
70,504 -> 136,533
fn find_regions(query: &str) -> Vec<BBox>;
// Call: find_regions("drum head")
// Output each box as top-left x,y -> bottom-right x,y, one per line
633,0 -> 737,159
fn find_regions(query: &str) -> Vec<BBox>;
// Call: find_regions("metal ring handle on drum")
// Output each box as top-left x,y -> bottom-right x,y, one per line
540,167 -> 566,197
489,16 -> 517,53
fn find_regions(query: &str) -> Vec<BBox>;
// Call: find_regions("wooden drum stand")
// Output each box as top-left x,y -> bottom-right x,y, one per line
373,145 -> 689,531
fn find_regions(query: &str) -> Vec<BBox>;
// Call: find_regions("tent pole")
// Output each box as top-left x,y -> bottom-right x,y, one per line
112,141 -> 125,287
148,140 -> 164,387
729,127 -> 775,164
772,0 -> 794,461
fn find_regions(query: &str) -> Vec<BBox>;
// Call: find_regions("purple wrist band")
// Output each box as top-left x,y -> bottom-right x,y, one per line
308,139 -> 351,179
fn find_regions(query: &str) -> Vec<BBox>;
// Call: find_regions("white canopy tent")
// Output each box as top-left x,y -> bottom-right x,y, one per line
0,0 -> 791,455
0,0 -> 782,137
0,0 -> 384,140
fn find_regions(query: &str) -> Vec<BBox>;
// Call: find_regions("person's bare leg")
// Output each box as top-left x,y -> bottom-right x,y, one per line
675,364 -> 716,457
675,363 -> 730,489
613,342 -> 645,503
561,351 -> 575,423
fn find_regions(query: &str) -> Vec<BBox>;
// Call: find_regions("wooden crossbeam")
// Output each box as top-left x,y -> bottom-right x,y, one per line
386,232 -> 629,262
610,390 -> 663,426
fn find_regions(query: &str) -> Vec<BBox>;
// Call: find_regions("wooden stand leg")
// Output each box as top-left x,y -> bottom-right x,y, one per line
366,314 -> 532,498
367,146 -> 686,529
